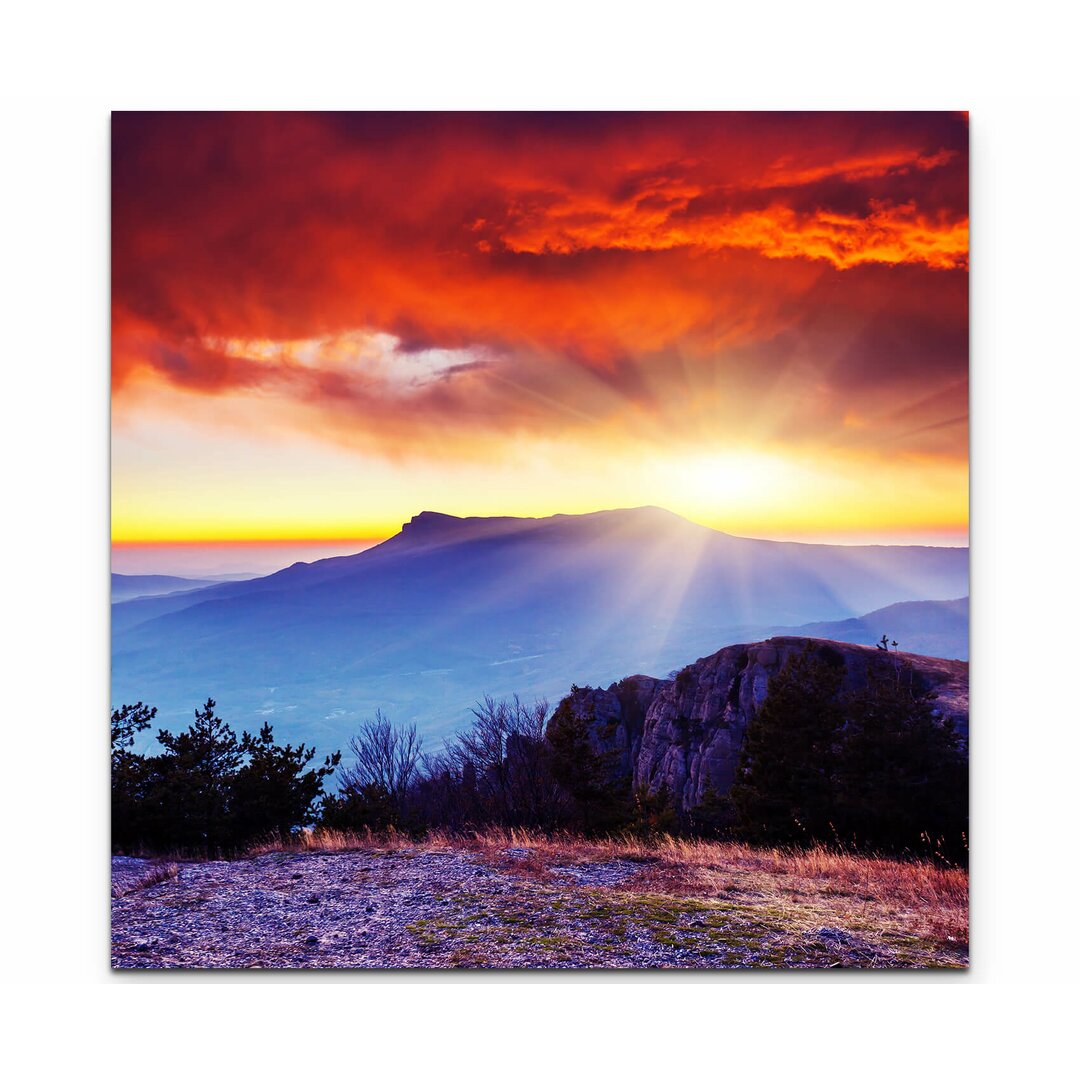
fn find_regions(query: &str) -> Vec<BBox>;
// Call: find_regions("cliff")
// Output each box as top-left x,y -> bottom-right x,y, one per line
554,637 -> 969,813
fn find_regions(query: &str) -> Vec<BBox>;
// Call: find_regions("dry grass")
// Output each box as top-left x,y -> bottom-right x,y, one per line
112,862 -> 180,898
480,831 -> 966,942
251,825 -> 967,949
248,826 -> 419,855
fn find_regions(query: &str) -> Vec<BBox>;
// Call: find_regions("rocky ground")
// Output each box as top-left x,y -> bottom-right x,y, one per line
112,844 -> 968,970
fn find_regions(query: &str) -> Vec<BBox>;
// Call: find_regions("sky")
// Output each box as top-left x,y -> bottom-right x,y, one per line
112,112 -> 968,563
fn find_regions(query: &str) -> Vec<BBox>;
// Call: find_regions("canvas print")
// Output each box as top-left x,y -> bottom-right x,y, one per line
111,112 -> 969,970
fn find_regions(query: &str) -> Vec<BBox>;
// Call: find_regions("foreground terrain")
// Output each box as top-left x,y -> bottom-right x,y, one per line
112,833 -> 967,970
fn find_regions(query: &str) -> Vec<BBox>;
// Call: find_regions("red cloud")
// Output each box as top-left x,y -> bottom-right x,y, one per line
112,112 -> 968,462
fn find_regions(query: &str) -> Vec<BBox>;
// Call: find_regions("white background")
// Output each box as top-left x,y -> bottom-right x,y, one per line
2,1 -> 1078,1073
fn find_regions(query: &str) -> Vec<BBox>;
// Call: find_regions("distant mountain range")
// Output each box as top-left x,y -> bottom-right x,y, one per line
764,597 -> 968,661
111,507 -> 969,749
112,571 -> 259,603
111,573 -> 217,602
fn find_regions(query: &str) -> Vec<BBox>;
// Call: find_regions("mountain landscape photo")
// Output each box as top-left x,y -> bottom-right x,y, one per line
110,111 -> 969,970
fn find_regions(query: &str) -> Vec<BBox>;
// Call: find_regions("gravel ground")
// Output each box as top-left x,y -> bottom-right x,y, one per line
112,848 -> 964,970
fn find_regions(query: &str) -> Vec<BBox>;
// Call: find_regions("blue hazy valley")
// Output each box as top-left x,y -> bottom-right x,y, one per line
111,507 -> 969,751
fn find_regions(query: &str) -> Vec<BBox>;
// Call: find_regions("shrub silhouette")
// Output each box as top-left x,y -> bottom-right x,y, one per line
331,711 -> 423,830
110,699 -> 338,855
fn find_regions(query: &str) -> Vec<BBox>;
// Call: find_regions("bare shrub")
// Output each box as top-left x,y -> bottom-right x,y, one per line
338,711 -> 423,819
438,696 -> 560,827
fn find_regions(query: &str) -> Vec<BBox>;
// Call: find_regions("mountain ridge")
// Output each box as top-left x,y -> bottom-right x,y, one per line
113,506 -> 968,631
112,506 -> 969,746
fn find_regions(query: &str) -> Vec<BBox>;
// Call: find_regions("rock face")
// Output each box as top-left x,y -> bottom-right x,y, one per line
554,637 -> 969,814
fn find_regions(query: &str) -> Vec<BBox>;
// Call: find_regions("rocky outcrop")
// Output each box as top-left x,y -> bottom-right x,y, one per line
553,637 -> 969,814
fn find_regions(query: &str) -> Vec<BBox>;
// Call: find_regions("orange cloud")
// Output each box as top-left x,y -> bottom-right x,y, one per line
496,198 -> 967,270
490,141 -> 966,269
112,112 -> 968,473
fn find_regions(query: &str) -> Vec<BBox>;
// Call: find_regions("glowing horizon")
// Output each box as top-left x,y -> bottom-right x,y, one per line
112,113 -> 968,549
110,510 -> 968,549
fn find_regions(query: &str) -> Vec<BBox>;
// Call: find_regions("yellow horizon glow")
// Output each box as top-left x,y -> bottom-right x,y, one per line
111,519 -> 969,547
110,512 -> 969,546
111,416 -> 968,546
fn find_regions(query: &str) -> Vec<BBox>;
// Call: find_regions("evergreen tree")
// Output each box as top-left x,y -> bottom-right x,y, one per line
111,699 -> 342,854
730,645 -> 844,842
149,698 -> 243,852
546,698 -> 629,832
111,702 -> 156,851
834,664 -> 967,858
230,723 -> 340,843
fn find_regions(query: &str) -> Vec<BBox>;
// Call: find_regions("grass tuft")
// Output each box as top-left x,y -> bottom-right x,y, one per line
112,862 -> 180,898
